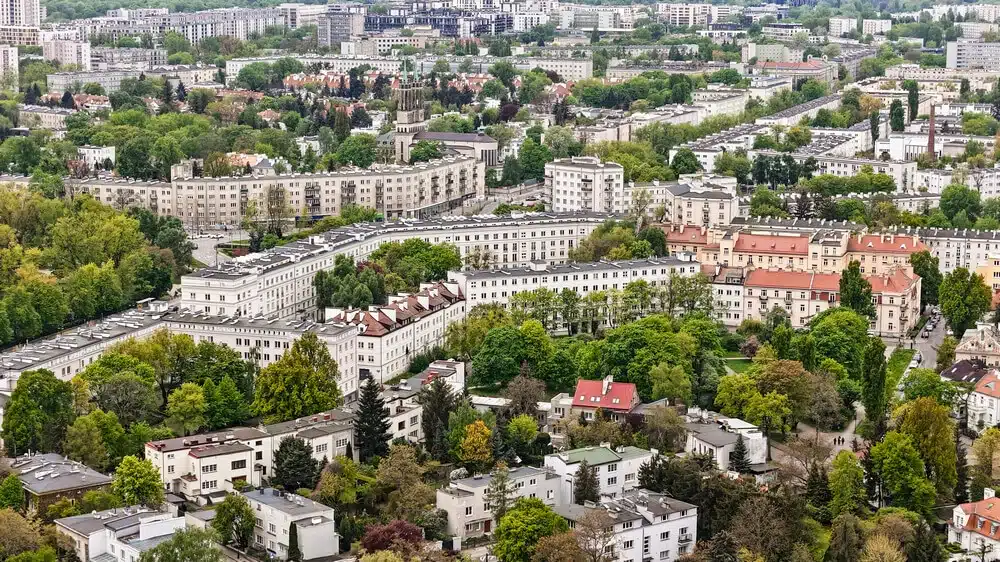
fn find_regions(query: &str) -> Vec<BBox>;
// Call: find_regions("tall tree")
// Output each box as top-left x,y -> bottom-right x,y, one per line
2,369 -> 74,455
138,528 -> 222,562
861,337 -> 889,439
939,267 -> 992,338
112,456 -> 165,506
253,332 -> 342,423
826,514 -> 864,562
273,437 -> 320,491
910,251 -> 943,306
730,434 -> 752,474
906,521 -> 946,562
417,378 -> 455,461
212,494 -> 255,550
355,378 -> 391,463
485,462 -> 516,523
839,261 -> 876,320
573,460 -> 599,505
287,522 -> 302,562
493,498 -> 568,562
575,509 -> 616,562
890,100 -> 905,131
829,450 -> 866,518
166,382 -> 206,436
893,397 -> 957,494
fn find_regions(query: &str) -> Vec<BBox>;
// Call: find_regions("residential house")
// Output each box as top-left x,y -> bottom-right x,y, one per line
55,506 -> 173,562
8,453 -> 112,514
242,488 -> 338,560
948,488 -> 1000,556
957,324 -> 1000,368
435,466 -> 560,538
683,408 -> 770,475
544,445 -> 654,502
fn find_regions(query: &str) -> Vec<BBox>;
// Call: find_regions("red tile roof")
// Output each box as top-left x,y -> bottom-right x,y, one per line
847,234 -> 927,254
573,379 -> 638,411
959,497 -> 1000,540
866,269 -> 916,294
744,269 -> 840,291
328,282 -> 463,337
975,371 -> 1000,399
733,233 -> 809,255
661,225 -> 708,245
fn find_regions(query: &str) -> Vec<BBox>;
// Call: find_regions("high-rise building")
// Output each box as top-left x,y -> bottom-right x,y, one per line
42,39 -> 91,71
1,0 -> 40,28
0,45 -> 16,87
317,4 -> 366,46
394,75 -> 429,163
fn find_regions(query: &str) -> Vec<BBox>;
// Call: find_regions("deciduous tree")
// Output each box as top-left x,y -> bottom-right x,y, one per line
839,261 -> 876,320
138,528 -> 222,562
253,332 -> 342,423
494,498 -> 569,562
112,456 -> 164,507
212,494 -> 255,550
939,267 -> 991,338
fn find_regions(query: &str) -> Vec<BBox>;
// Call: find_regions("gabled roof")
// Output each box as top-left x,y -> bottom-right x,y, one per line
959,497 -> 1000,540
866,269 -> 917,294
573,379 -> 638,411
744,269 -> 840,291
975,371 -> 1000,399
733,233 -> 810,255
847,234 -> 927,254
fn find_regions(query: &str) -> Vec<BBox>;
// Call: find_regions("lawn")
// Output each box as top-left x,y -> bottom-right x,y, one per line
886,347 -> 916,393
727,358 -> 752,373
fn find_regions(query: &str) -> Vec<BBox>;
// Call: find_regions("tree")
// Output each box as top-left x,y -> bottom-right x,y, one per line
910,251 -> 942,306
575,509 -> 616,562
253,332 -> 342,423
827,514 -> 864,562
861,534 -> 905,562
939,267 -> 992,338
360,520 -> 423,555
906,520 -> 945,562
335,133 -> 377,168
375,444 -> 435,521
519,138 -> 553,181
573,460 -> 599,504
64,414 -> 110,471
273,437 -> 320,491
459,419 -> 493,473
166,382 -> 206,436
355,378 -> 391,463
494,498 -> 569,562
532,532 -> 586,562
829,450 -> 866,518
649,362 -> 692,404
890,100 -> 905,131
644,405 -> 687,452
417,378 -> 457,461
0,474 -> 22,511
112,456 -> 164,506
0,509 -> 40,560
409,140 -> 442,163
485,462 -> 516,523
870,431 -> 936,517
906,80 -> 919,121
287,521 -> 302,562
840,261 -> 876,320
861,337 -> 889,439
894,398 -> 957,493
671,148 -> 701,175
138,528 -> 222,562
936,336 -> 957,373
2,369 -> 74,455
212,494 -> 255,550
502,374 -> 545,418
730,434 -> 751,474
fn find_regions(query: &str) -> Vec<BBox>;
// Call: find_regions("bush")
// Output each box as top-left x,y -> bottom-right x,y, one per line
407,345 -> 448,374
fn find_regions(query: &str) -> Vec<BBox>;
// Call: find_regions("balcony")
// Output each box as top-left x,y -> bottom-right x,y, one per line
679,534 -> 693,543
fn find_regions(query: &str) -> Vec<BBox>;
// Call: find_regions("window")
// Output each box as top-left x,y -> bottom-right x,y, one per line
269,523 -> 276,534
623,540 -> 634,550
201,480 -> 217,490
465,506 -> 473,516
625,473 -> 635,482
621,520 -> 633,530
607,463 -> 618,472
202,464 -> 217,473
231,460 -> 246,470
608,477 -> 618,486
660,531 -> 670,540
315,443 -> 329,453
660,551 -> 670,560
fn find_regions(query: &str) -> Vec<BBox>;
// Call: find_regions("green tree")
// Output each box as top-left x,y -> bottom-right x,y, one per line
906,521 -> 945,562
485,462 -> 516,523
671,148 -> 701,175
940,184 -> 982,222
273,437 -> 319,491
253,332 -> 342,423
0,474 -> 23,511
112,455 -> 165,506
829,450 -> 866,517
939,267 -> 992,338
494,498 -> 569,562
870,431 -> 937,517
165,382 -> 206,436
287,521 -> 302,562
64,414 -> 110,471
861,337 -> 889,438
826,514 -> 864,562
212,494 -> 255,550
2,369 -> 74,455
138,527 -> 222,562
409,140 -> 442,163
910,250 -> 942,306
839,261 -> 876,320
488,61 -> 517,93
355,378 -> 391,463
894,398 -> 957,493
650,362 -> 692,404
890,100 -> 905,131
573,460 -> 599,504
335,134 -> 377,168
730,434 -> 751,474
937,335 -> 958,373
519,138 -> 553,181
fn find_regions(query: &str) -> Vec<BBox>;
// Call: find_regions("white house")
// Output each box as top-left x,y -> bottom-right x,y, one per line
77,144 -> 116,168
144,428 -> 271,504
435,465 -> 561,538
242,488 -> 338,560
556,489 -> 698,561
683,408 -> 769,473
377,359 -> 466,444
543,445 -> 654,503
263,408 -> 357,465
967,370 -> 1000,433
55,506 -> 177,562
949,488 -> 1000,557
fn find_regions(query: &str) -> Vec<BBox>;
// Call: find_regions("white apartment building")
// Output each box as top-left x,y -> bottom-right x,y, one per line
46,70 -> 142,94
170,155 -> 485,227
861,19 -> 891,35
544,445 -> 654,502
761,23 -> 821,43
263,408 -> 356,465
949,489 -> 1000,556
747,151 -> 917,193
707,265 -> 745,327
828,17 -> 857,37
436,466 -> 561,538
0,0 -> 39,27
91,46 -> 169,70
968,370 -> 1000,432
914,165 -> 1000,197
55,506 -> 177,562
956,22 -> 1000,41
276,2 -> 329,29
875,132 -> 997,162
956,324 -> 1000,368
42,40 -> 92,71
0,26 -> 39,46
242,488 -> 338,560
77,145 -> 116,169
19,104 -> 76,129
662,3 -> 711,27
0,45 -> 17,86
448,256 -> 701,313
326,281 -> 466,383
180,213 -> 615,321
558,489 -> 699,562
160,312 -> 361,401
165,8 -> 285,44
70,177 -> 170,212
546,157 -> 626,214
144,428 -> 272,504
648,177 -> 740,228
947,40 -> 1000,71
684,408 -> 768,472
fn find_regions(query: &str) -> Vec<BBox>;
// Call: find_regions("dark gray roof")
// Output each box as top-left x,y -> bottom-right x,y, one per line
941,359 -> 989,384
56,506 -> 154,536
415,131 -> 496,143
243,488 -> 334,517
10,453 -> 111,496
187,442 -> 253,458
457,256 -> 697,280
264,407 -> 357,436
684,423 -> 739,447
146,427 -> 267,453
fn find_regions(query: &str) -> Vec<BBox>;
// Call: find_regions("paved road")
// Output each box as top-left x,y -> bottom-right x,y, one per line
913,311 -> 947,370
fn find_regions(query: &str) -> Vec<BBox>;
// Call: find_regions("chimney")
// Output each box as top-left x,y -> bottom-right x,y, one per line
986,488 -> 997,500
602,375 -> 612,395
927,104 -> 936,162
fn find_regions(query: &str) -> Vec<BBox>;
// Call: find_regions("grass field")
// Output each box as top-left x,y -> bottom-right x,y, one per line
727,358 -> 752,373
886,347 -> 916,394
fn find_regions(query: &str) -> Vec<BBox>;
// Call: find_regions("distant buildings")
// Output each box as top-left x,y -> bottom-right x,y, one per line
41,39 -> 91,71
947,40 -> 1000,71
956,323 -> 1000,368
0,45 -> 17,86
7,453 -> 112,513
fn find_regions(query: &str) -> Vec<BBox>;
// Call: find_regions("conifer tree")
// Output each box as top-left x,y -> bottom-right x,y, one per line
906,521 -> 946,562
573,460 -> 600,504
355,378 -> 390,463
287,522 -> 302,562
729,434 -> 752,473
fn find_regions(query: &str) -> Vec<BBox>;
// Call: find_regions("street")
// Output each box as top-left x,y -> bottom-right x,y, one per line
188,228 -> 252,268
912,311 -> 947,370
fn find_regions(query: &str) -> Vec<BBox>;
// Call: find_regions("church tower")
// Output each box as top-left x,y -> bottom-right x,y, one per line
394,66 -> 427,164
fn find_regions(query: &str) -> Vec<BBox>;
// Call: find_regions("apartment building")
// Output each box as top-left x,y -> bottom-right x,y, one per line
684,408 -> 768,473
160,312 -> 361,401
341,34 -> 429,56
242,488 -> 338,560
180,213 -> 615,320
558,489 -> 699,562
876,131 -> 997,162
19,104 -> 76,129
276,2 -> 329,29
761,23 -> 821,43
544,445 -> 654,501
448,256 -> 701,312
968,371 -> 1000,432
956,324 -> 1000,367
914,165 -> 1000,197
436,466 -> 561,538
7,453 -> 113,514
947,40 -> 1000,71
42,40 -> 92,71
828,16 -> 857,37
144,428 -> 271,504
87,513 -> 186,562
861,19 -> 891,35
0,26 -> 38,46
317,4 -> 367,46
47,69 -> 143,93
263,408 -> 356,465
707,265 -> 745,327
0,45 -> 17,86
91,47 -> 168,70
379,360 -> 467,443
867,268 -> 921,338
956,22 -> 1000,40
661,3 -> 711,27
753,59 -> 836,84
644,179 -> 740,229
55,506 -> 176,562
76,145 -> 116,168
546,157 -> 626,214
170,155 -> 484,226
747,151 -> 916,192
0,0 -> 40,27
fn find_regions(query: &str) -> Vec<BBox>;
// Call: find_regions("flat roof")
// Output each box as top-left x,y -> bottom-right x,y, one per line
10,453 -> 112,495
146,427 -> 268,453
455,256 -> 697,281
243,488 -> 333,517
